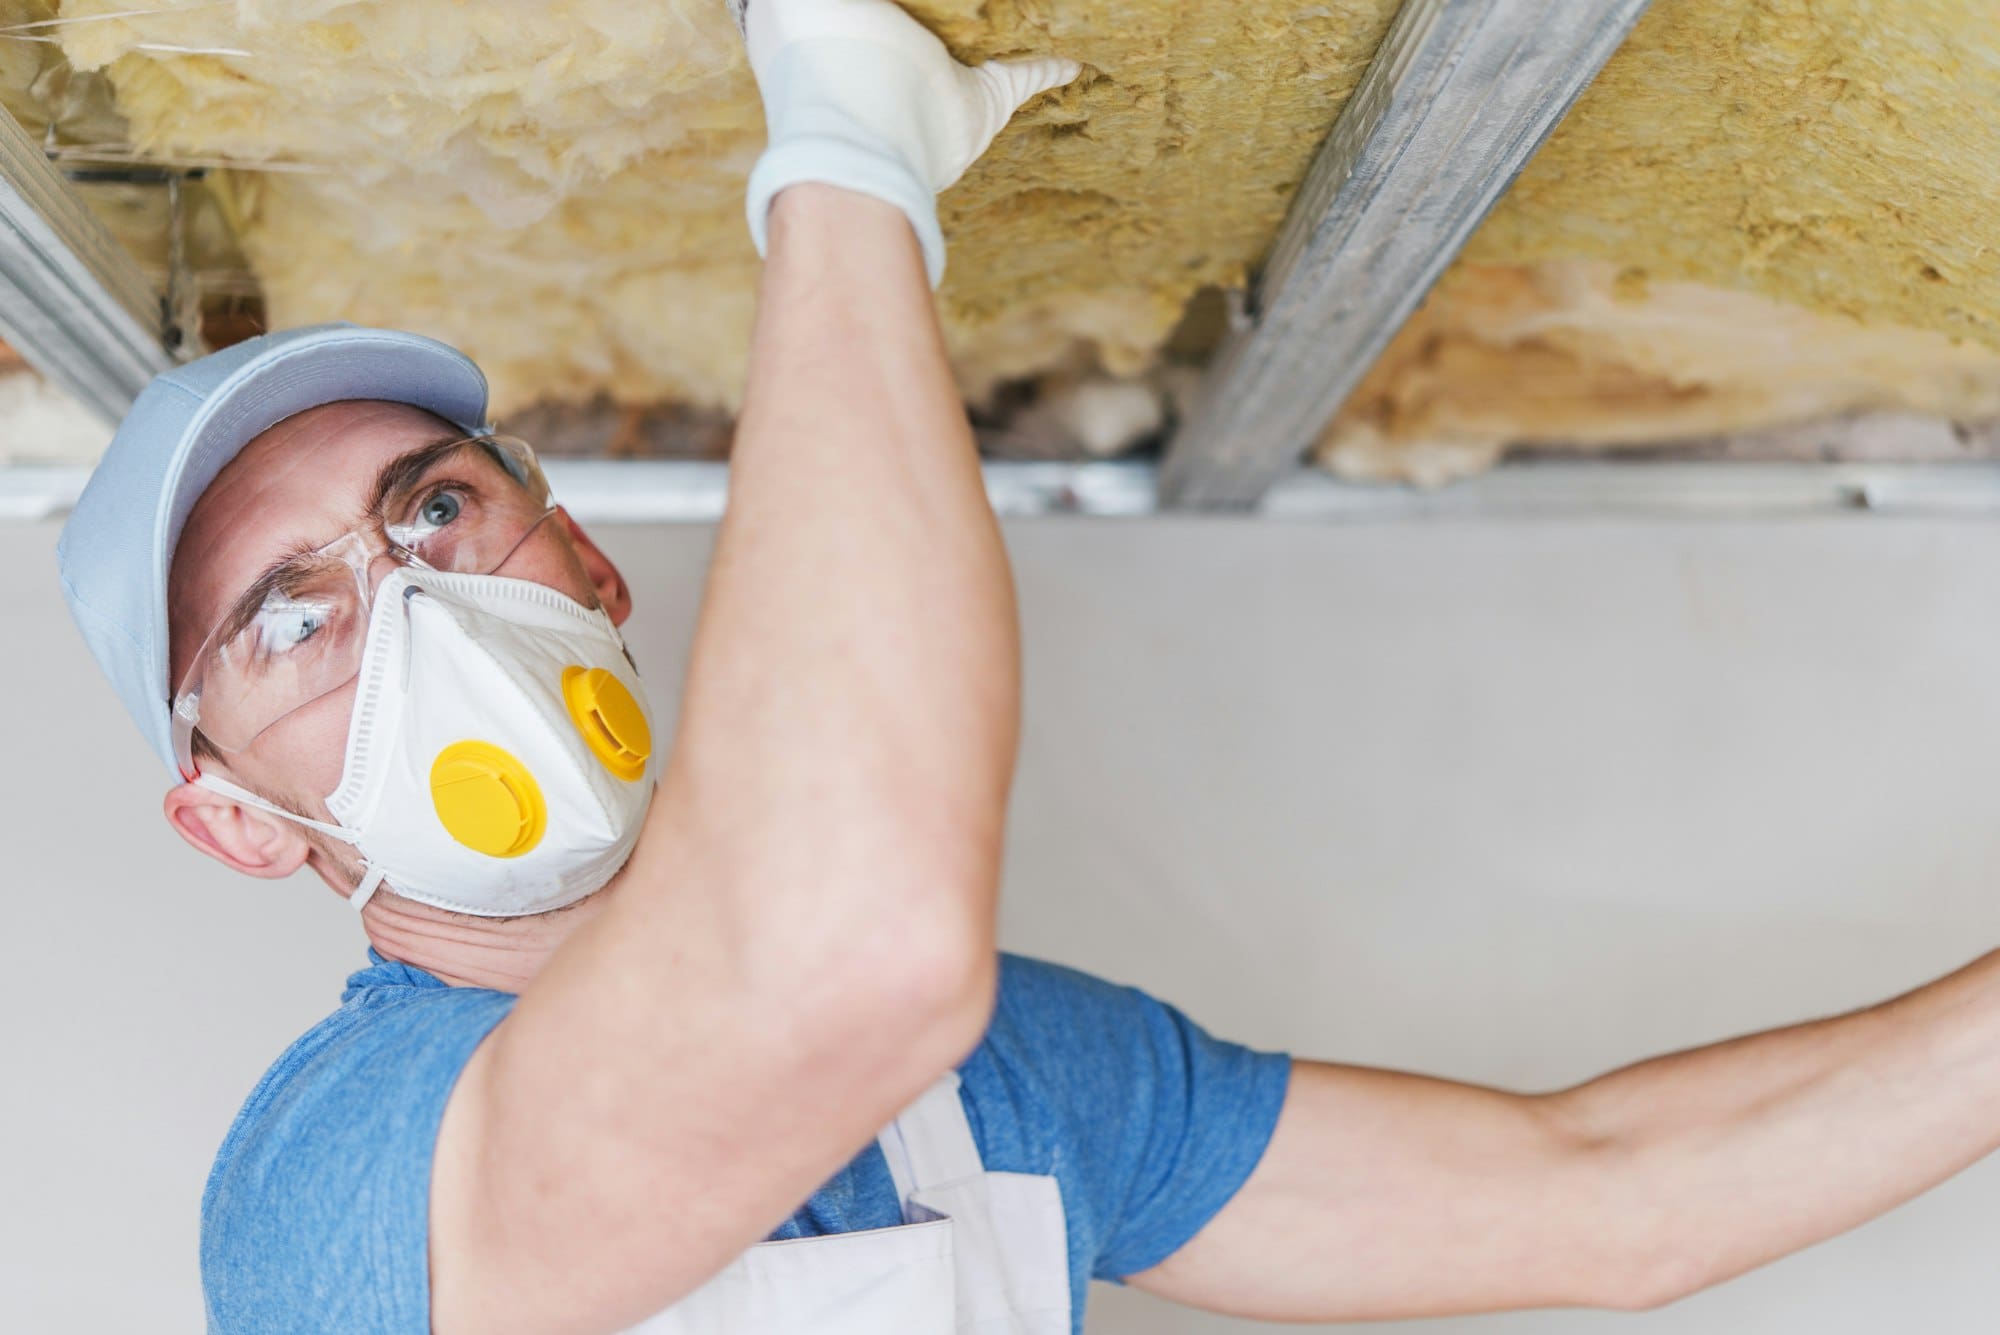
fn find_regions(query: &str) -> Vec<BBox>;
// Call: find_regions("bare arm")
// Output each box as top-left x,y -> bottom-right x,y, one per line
429,186 -> 1017,1335
1133,949 -> 2000,1320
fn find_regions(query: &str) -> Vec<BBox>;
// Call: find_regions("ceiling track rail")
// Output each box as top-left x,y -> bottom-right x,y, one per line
0,105 -> 177,423
1158,0 -> 1653,509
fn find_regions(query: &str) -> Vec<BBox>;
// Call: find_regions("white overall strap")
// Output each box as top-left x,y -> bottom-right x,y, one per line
632,1080 -> 969,1333
879,1072 -> 983,1208
882,1071 -> 1074,1334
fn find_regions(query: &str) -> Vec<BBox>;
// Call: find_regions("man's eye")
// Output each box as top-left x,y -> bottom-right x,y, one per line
418,489 -> 464,530
256,598 -> 330,656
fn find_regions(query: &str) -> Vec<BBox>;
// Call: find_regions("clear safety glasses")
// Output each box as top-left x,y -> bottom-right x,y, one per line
172,433 -> 559,777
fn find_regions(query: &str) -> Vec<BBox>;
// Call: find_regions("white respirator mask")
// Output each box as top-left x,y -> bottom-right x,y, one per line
199,567 -> 658,917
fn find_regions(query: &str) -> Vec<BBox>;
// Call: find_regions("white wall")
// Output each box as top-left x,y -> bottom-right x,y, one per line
5,512 -> 1998,1331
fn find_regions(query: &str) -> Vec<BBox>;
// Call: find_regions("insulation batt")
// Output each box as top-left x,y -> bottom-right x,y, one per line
53,0 -> 1393,416
1321,0 -> 2000,480
44,0 -> 2000,475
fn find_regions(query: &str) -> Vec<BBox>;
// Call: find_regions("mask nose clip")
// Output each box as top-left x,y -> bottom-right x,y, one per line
397,582 -> 424,693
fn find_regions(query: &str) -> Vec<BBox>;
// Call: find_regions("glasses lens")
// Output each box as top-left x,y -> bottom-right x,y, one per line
174,436 -> 558,772
384,435 -> 552,574
183,554 -> 370,756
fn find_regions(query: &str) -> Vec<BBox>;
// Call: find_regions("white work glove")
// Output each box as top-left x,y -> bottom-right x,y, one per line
732,0 -> 1080,286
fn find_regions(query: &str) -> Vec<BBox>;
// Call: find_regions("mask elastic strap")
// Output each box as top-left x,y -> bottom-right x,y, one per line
349,865 -> 389,914
194,773 -> 386,914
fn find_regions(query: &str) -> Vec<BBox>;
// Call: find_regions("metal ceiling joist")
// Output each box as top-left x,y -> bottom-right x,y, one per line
0,106 -> 175,424
1158,0 -> 1653,509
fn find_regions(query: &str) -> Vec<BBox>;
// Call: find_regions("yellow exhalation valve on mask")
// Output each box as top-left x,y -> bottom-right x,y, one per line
562,665 -> 653,782
197,567 -> 661,918
430,739 -> 548,858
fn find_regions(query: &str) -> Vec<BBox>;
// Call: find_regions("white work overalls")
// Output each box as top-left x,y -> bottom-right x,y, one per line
626,1072 -> 1073,1334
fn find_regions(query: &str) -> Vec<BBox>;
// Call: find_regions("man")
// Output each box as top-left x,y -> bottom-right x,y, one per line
54,2 -> 2000,1333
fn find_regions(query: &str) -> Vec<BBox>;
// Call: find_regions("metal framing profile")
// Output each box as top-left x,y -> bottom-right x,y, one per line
1159,0 -> 1654,508
0,105 -> 174,423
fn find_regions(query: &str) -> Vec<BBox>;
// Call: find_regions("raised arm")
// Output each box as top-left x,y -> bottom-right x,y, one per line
1133,949 -> 2000,1320
427,7 -> 1075,1333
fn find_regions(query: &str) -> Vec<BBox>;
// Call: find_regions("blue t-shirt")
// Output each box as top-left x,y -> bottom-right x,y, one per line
200,951 -> 1292,1334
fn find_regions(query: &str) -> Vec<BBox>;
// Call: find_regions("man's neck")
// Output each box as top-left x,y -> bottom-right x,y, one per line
356,884 -> 609,991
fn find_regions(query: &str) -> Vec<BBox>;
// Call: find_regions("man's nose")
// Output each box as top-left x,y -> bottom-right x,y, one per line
363,546 -> 410,598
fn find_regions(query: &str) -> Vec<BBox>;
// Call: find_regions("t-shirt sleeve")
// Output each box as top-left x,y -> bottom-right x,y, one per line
199,986 -> 516,1335
962,955 -> 1293,1284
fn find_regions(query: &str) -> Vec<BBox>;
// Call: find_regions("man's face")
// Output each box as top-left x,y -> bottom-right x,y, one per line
168,399 -> 621,834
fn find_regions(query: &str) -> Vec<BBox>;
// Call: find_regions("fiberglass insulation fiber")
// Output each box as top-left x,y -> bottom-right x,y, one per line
42,0 -> 2000,467
51,0 -> 1398,414
1322,0 -> 2000,478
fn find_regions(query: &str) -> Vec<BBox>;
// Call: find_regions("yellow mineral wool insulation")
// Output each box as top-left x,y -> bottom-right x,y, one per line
1466,0 -> 2000,352
53,0 -> 1396,415
0,2 -> 55,131
1318,261 -> 2000,485
40,0 -> 2000,466
1322,0 -> 2000,481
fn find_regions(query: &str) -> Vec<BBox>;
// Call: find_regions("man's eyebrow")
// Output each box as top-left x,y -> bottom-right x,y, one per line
211,543 -> 328,649
364,433 -> 484,522
201,433 -> 480,655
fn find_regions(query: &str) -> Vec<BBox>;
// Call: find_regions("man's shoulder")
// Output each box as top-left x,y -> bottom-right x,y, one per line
200,956 -> 516,1335
963,952 -> 1177,1159
983,951 -> 1181,1064
206,955 -> 513,1188
974,952 -> 1293,1285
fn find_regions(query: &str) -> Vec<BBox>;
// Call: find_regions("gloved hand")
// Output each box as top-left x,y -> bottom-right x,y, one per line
732,0 -> 1080,286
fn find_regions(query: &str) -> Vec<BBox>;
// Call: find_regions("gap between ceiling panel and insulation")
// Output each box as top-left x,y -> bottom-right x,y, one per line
5,0 -> 1998,481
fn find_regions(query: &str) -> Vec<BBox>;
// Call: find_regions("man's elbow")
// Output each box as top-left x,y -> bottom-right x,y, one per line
1591,1255 -> 1720,1314
1536,1100 -> 1728,1315
799,923 -> 996,1095
897,922 -> 1000,1056
802,863 -> 1000,1060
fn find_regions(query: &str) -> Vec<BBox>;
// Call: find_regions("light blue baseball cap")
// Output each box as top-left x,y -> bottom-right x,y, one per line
56,323 -> 492,776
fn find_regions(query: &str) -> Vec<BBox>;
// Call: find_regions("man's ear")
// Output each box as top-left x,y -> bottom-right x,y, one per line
163,780 -> 312,880
559,507 -> 633,626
